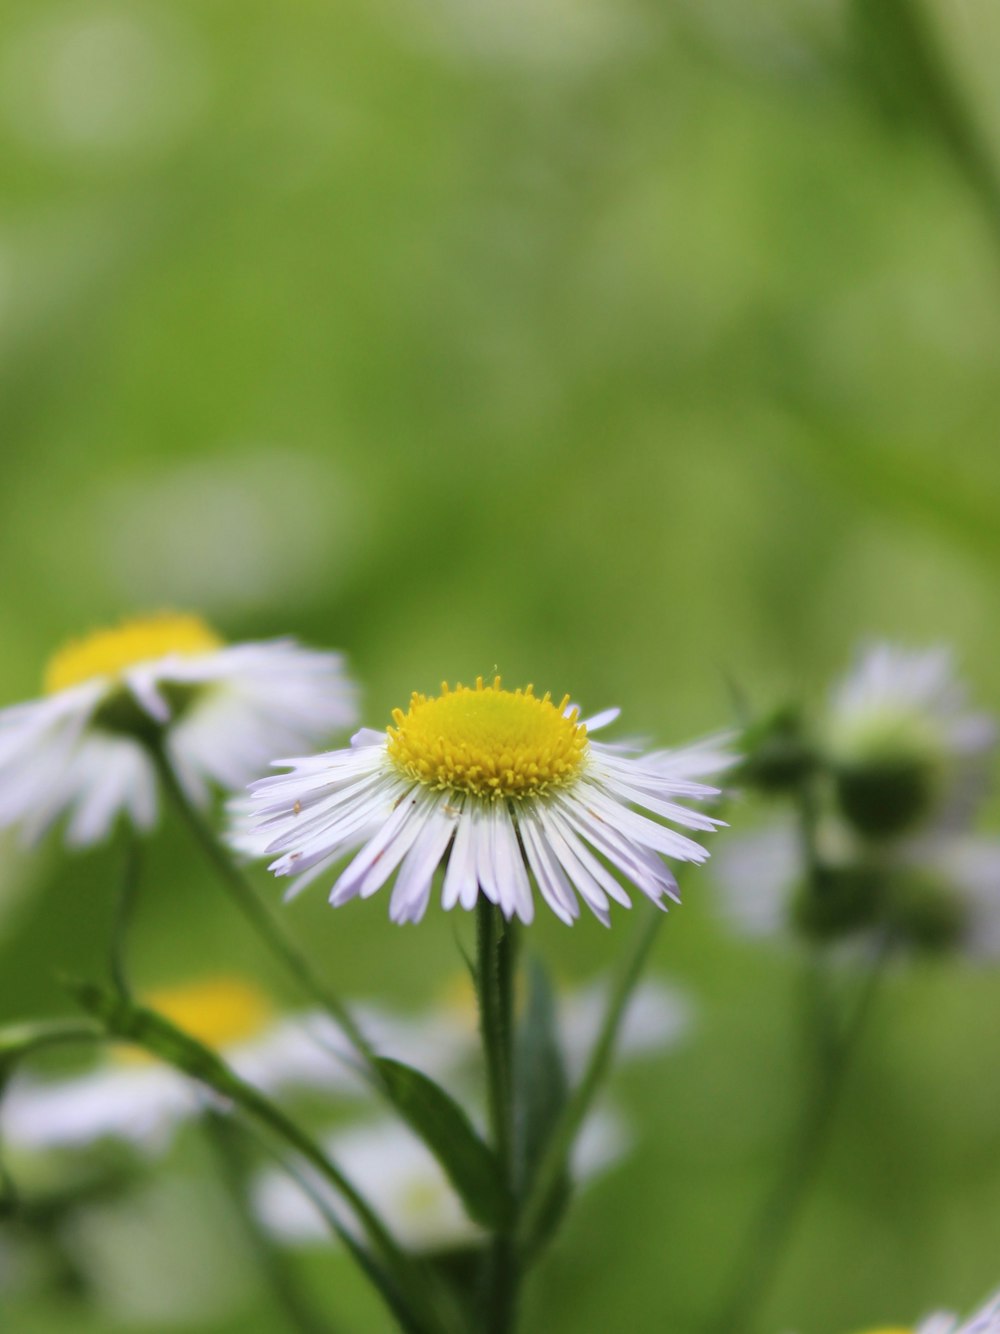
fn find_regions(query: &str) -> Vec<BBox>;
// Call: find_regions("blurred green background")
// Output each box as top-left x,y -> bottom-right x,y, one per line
3,0 -> 1000,1329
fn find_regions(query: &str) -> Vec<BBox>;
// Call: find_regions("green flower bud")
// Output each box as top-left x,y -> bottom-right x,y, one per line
834,753 -> 939,839
791,865 -> 886,942
736,707 -> 818,794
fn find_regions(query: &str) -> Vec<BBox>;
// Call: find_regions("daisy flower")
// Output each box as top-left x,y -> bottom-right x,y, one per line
1,976 -> 368,1155
0,612 -> 356,847
241,676 -> 733,925
252,1107 -> 629,1254
827,643 -> 995,840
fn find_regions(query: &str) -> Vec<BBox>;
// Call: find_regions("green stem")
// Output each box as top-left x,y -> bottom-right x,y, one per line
110,832 -> 141,998
0,1019 -> 104,1066
516,901 -> 664,1258
203,1111 -> 338,1334
475,900 -> 518,1334
866,0 -> 1000,253
69,982 -> 460,1334
146,742 -> 374,1064
708,947 -> 889,1334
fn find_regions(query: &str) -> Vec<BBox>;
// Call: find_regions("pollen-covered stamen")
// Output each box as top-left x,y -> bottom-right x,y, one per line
44,613 -> 224,694
386,676 -> 589,800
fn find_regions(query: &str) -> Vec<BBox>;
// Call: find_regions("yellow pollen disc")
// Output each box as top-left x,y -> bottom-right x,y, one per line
142,977 -> 273,1051
386,676 -> 588,800
44,613 -> 223,694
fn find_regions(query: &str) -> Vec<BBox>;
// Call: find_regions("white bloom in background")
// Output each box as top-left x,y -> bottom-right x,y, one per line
1,977 -> 366,1156
1,965 -> 694,1162
713,818 -> 1000,959
364,972 -> 694,1086
240,676 -> 732,925
716,642 -> 1000,957
253,1108 -> 630,1254
0,613 -> 356,847
827,643 -> 996,840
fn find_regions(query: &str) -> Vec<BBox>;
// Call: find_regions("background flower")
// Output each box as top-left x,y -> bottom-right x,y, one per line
0,616 -> 356,846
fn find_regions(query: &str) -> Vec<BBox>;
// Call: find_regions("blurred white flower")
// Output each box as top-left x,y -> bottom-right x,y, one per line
239,677 -> 730,925
253,1107 -> 630,1254
363,971 -> 694,1085
0,613 -> 356,846
827,643 -> 995,840
714,816 -> 1000,960
716,643 -> 1000,957
1,977 -> 365,1155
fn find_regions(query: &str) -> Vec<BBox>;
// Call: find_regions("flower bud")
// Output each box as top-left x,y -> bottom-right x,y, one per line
790,865 -> 886,942
833,752 -> 939,840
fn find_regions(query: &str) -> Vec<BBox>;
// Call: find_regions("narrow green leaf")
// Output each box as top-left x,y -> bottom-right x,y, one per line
514,957 -> 569,1190
375,1057 -> 512,1230
513,956 -> 571,1239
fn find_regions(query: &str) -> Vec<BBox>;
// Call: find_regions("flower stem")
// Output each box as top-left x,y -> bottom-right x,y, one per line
516,900 -> 664,1258
110,831 -> 141,998
0,1019 -> 104,1066
70,981 -> 462,1334
708,946 -> 889,1334
475,900 -> 519,1334
146,742 -> 375,1064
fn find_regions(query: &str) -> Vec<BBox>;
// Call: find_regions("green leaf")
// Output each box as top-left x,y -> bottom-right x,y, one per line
513,957 -> 571,1235
374,1057 -> 512,1230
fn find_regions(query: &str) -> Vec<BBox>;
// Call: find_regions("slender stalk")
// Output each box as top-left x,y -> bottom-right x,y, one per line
71,983 -> 460,1334
869,0 -> 1000,254
146,741 -> 374,1063
708,947 -> 889,1334
475,900 -> 518,1334
516,901 -> 664,1258
0,1019 -> 104,1065
203,1111 -> 338,1334
110,832 -> 141,998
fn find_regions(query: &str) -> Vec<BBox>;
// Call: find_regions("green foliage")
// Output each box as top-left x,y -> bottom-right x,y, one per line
375,1058 -> 512,1231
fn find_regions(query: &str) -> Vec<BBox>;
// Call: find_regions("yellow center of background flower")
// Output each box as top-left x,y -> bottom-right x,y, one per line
143,976 -> 273,1050
387,677 -> 588,799
44,613 -> 223,694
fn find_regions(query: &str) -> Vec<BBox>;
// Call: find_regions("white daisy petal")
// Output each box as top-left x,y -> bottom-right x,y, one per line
329,788 -> 429,906
441,797 -> 476,911
492,803 -> 534,924
388,799 -> 458,925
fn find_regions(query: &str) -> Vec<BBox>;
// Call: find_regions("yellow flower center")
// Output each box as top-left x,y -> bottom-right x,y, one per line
44,613 -> 223,694
143,976 -> 273,1050
387,677 -> 589,800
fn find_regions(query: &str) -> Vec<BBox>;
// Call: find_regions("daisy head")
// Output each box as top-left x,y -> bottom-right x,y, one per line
240,675 -> 733,926
0,611 -> 356,847
826,643 -> 996,841
1,974 -> 364,1157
